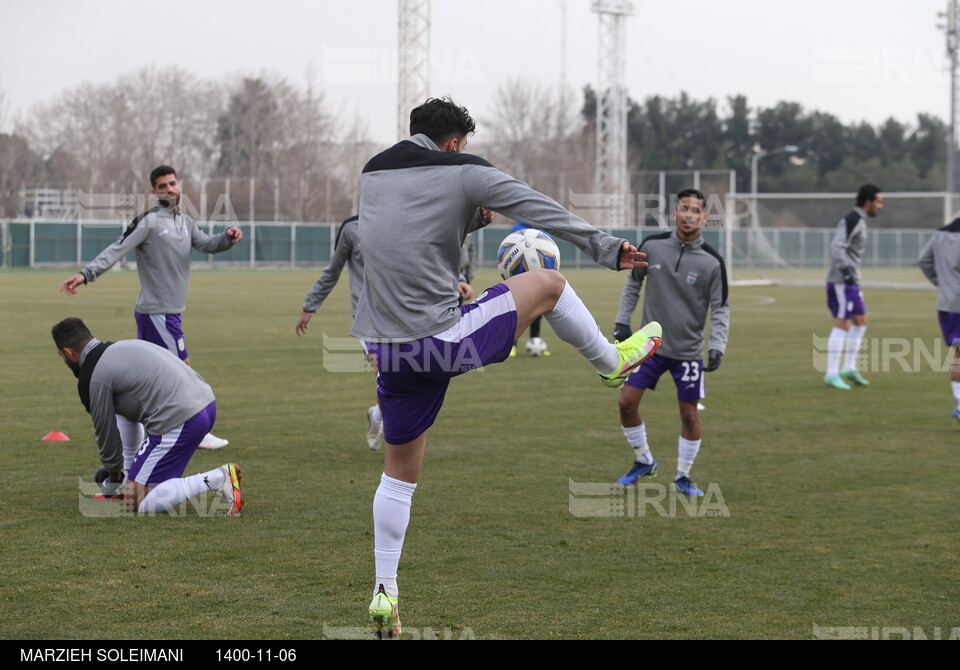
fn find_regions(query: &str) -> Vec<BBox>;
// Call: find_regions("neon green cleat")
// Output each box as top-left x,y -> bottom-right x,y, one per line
840,369 -> 869,386
823,374 -> 851,390
369,584 -> 401,639
509,344 -> 517,358
599,321 -> 662,388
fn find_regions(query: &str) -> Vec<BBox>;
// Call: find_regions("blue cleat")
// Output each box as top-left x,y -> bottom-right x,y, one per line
953,408 -> 960,423
823,374 -> 852,390
840,368 -> 869,386
616,459 -> 658,485
674,475 -> 704,496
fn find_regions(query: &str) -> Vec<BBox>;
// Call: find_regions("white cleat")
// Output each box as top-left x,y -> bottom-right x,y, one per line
198,433 -> 229,450
366,406 -> 384,451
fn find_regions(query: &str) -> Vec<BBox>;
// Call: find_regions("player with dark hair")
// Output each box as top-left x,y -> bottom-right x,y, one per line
823,184 -> 883,390
358,96 -> 662,637
52,317 -> 242,515
918,218 -> 960,421
612,189 -> 729,495
60,165 -> 243,452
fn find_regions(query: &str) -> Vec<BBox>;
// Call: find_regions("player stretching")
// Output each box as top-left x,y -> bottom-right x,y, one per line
355,97 -> 661,638
823,184 -> 883,389
52,318 -> 242,515
918,218 -> 960,421
611,189 -> 729,495
60,165 -> 242,452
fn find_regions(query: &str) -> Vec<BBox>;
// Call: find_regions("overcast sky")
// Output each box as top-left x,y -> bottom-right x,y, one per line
0,0 -> 952,143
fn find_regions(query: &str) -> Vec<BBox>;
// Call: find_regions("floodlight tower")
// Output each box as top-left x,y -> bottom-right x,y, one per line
397,0 -> 431,142
592,0 -> 635,228
941,0 -> 960,197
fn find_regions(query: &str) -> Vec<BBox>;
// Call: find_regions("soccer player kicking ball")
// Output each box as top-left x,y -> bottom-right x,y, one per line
611,189 -> 730,496
823,184 -> 883,389
52,318 -> 242,516
917,218 -> 960,421
356,97 -> 661,638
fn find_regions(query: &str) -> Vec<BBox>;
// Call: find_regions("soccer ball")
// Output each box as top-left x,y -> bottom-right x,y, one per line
496,229 -> 561,280
525,337 -> 548,357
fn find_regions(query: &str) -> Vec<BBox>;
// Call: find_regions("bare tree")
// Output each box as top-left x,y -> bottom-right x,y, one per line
479,77 -> 590,206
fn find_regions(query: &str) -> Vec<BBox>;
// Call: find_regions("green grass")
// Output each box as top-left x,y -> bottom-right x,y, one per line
1,268 -> 958,640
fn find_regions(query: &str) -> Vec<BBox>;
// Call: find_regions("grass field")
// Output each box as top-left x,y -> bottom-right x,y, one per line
1,267 -> 957,640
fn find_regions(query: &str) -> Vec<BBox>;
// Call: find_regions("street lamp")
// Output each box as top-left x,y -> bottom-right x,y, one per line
750,145 -> 799,228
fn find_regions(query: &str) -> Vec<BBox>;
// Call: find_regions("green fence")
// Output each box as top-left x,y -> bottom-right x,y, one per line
0,220 -> 936,272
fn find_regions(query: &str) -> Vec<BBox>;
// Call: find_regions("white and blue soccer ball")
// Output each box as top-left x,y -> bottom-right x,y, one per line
525,337 -> 548,357
496,229 -> 561,280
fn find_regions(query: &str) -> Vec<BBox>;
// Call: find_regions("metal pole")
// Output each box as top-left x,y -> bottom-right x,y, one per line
750,153 -> 760,229
948,0 -> 958,195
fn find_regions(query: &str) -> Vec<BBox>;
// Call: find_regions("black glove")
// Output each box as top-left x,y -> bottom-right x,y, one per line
840,265 -> 856,285
705,349 -> 723,372
95,466 -> 124,497
613,323 -> 633,342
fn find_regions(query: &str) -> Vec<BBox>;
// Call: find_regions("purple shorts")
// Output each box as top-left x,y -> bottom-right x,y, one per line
826,283 -> 866,319
127,402 -> 216,487
365,284 -> 518,445
135,312 -> 188,360
938,311 -> 960,346
625,353 -> 705,402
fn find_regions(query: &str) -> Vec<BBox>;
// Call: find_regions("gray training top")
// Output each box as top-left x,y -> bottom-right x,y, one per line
302,216 -> 364,317
826,207 -> 868,285
918,219 -> 960,313
80,203 -> 237,314
351,133 -> 627,342
615,231 -> 730,360
79,338 -> 216,472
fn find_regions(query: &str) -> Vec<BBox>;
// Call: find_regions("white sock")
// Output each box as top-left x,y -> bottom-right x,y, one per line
373,473 -> 417,598
676,437 -> 701,478
544,282 -> 618,374
952,381 -> 960,409
115,415 -> 144,472
843,325 -> 867,370
137,470 -> 223,514
622,424 -> 654,464
370,404 -> 382,424
826,327 -> 847,376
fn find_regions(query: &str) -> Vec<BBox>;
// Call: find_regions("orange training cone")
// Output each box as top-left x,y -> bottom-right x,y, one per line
41,431 -> 70,441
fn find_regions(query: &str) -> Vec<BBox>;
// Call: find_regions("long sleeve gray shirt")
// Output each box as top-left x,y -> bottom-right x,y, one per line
80,204 -> 237,314
918,219 -> 960,313
615,231 -> 730,360
826,207 -> 868,285
79,339 -> 216,472
302,216 -> 364,317
351,134 -> 627,342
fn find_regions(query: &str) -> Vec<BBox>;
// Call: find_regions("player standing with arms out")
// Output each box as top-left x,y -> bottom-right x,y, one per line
296,215 -> 383,449
823,184 -> 883,390
52,318 -> 242,515
60,166 -> 243,453
611,189 -> 729,495
356,97 -> 662,638
917,218 -> 960,421
296,214 -> 480,449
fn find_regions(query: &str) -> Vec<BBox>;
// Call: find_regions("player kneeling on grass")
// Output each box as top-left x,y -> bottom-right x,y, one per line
611,189 -> 730,496
52,318 -> 242,515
